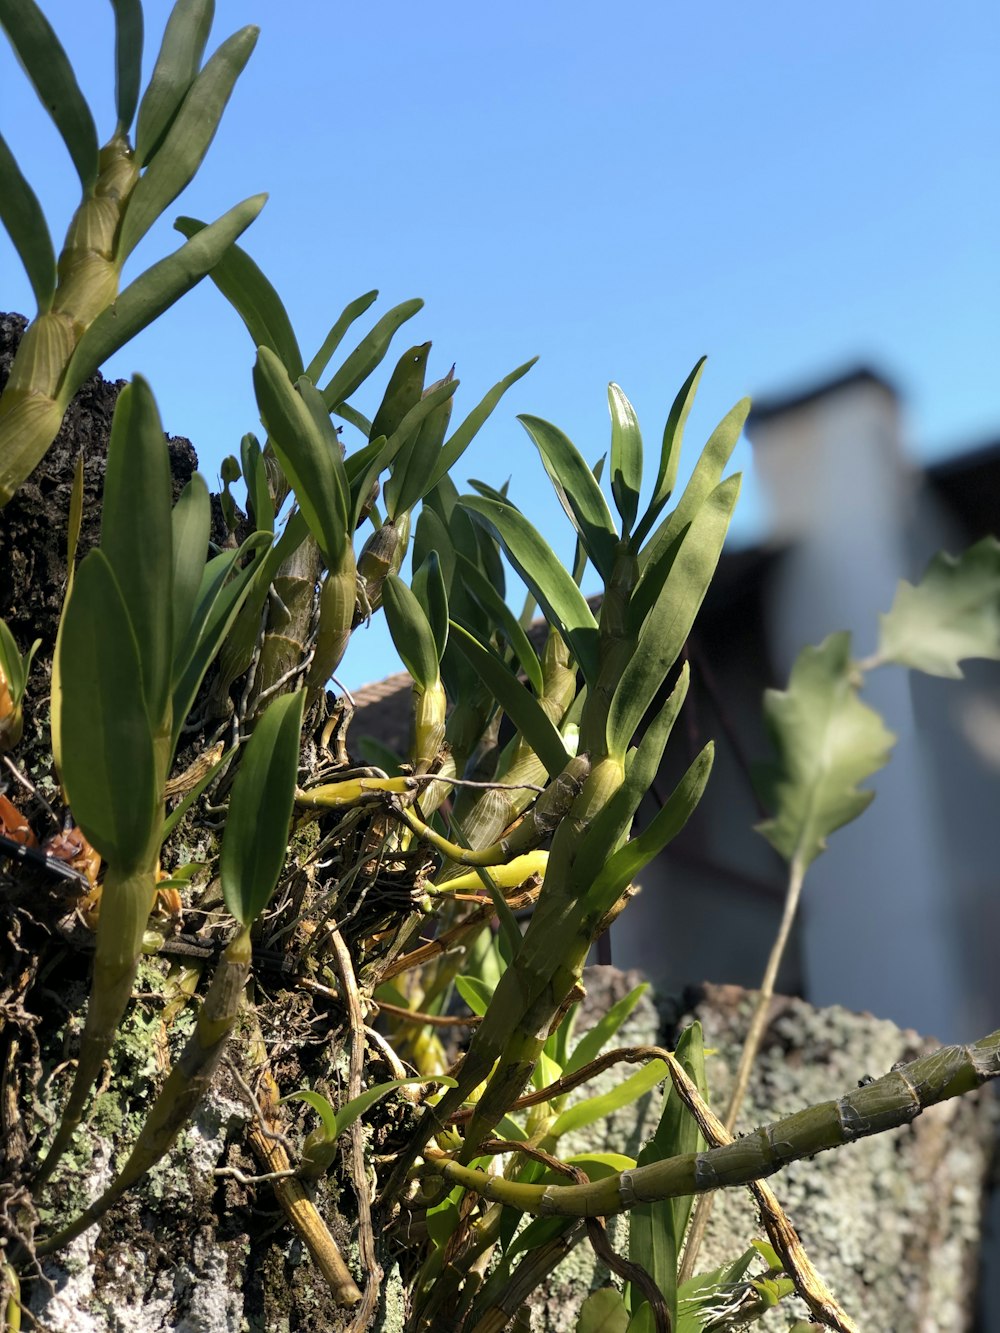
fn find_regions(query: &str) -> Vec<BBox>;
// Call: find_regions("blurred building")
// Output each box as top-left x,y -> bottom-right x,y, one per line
352,367 -> 1000,1042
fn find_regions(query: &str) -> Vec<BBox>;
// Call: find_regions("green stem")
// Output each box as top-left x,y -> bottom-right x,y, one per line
427,1027 -> 1000,1217
36,926 -> 252,1256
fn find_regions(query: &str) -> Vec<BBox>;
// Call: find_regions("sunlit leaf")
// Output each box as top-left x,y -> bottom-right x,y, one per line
608,383 -> 643,534
170,473 -> 211,662
454,552 -> 543,694
322,298 -> 424,409
547,1059 -> 666,1139
135,0 -> 213,163
576,1287 -> 629,1333
411,551 -> 449,664
305,289 -> 379,384
220,690 -> 304,925
426,357 -> 537,492
876,536 -> 1000,677
756,632 -> 895,871
633,357 -> 706,548
0,132 -> 55,311
109,0 -> 143,132
383,574 -> 440,693
565,982 -> 650,1077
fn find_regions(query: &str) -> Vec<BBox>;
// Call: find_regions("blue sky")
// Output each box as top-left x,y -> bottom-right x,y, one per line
2,1 -> 997,689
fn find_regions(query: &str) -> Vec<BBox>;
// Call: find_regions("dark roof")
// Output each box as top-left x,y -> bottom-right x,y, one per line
925,438 -> 1000,543
747,365 -> 899,429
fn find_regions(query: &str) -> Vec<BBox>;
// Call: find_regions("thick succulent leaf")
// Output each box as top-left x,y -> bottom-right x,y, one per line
608,383 -> 643,535
62,194 -> 266,404
58,551 -> 158,869
411,552 -> 449,664
383,574 -> 440,693
461,494 -> 600,687
577,1288 -> 630,1333
369,342 -> 429,443
333,1077 -> 454,1138
101,378 -> 174,723
426,357 -> 538,493
637,396 -> 748,578
449,623 -> 571,778
519,415 -> 619,581
756,632 -> 896,871
239,432 -> 274,533
565,982 -> 650,1077
455,975 -> 493,1018
586,743 -> 714,918
454,552 -> 543,694
119,25 -> 258,258
383,376 -> 460,519
633,357 -> 707,548
110,0 -> 143,132
0,0 -> 99,191
281,1087 -> 339,1139
610,476 -> 740,753
876,536 -> 1000,677
305,289 -> 379,384
253,346 -> 348,565
135,0 -> 213,164
321,298 -> 424,409
577,663 -> 690,870
628,1022 -> 707,1329
170,473 -> 211,662
0,132 -> 55,311
547,1059 -> 667,1139
220,690 -> 304,925
174,218 -> 303,376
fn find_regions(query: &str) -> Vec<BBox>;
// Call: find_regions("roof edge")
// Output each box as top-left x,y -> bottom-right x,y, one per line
747,365 -> 900,430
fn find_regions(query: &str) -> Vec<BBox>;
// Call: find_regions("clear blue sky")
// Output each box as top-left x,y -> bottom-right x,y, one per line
2,1 -> 997,689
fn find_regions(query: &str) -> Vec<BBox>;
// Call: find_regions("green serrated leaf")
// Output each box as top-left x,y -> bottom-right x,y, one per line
174,218 -> 303,377
61,194 -> 266,405
519,414 -> 619,581
0,131 -> 55,311
876,537 -> 1000,677
460,494 -> 600,687
756,632 -> 896,871
608,383 -> 643,535
120,25 -> 258,258
220,690 -> 304,925
58,551 -> 158,869
577,1287 -> 630,1333
0,0 -> 99,192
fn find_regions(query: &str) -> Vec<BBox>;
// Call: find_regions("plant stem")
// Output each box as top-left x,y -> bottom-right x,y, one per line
678,856 -> 805,1283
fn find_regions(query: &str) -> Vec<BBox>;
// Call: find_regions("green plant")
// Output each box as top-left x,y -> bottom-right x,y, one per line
1,5 -> 999,1332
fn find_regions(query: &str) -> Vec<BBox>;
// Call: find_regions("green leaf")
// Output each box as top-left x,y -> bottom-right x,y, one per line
252,347 -> 348,565
281,1087 -> 339,1139
608,383 -> 643,535
426,357 -> 538,493
170,473 -> 211,662
305,289 -> 379,385
675,1247 -> 758,1333
587,744 -> 714,918
632,358 -> 707,548
609,476 -> 740,753
322,298 -> 424,410
334,1076 -> 454,1136
411,552 -> 449,664
460,494 -> 600,687
220,689 -> 305,925
565,983 -> 650,1077
454,552 -> 544,694
369,342 -> 429,443
448,623 -> 570,779
0,0 -> 98,192
474,868 -> 522,968
58,551 -> 158,869
109,0 -> 143,133
0,131 -> 55,311
756,632 -> 896,871
240,433 -> 275,533
383,375 -> 460,519
174,218 -> 303,377
382,574 -> 440,693
455,975 -> 494,1017
101,378 -> 174,723
135,0 -> 213,164
875,536 -> 1000,677
637,395 -> 748,577
577,1288 -> 630,1333
61,194 -> 266,405
519,414 -> 619,581
119,25 -> 259,258
547,1060 -> 667,1139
